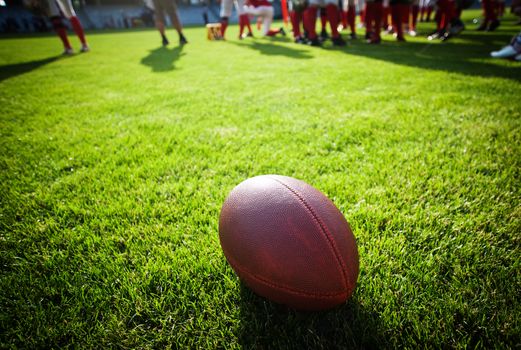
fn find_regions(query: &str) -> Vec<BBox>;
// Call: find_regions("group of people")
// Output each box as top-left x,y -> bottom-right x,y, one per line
217,0 -> 512,45
23,0 -> 521,60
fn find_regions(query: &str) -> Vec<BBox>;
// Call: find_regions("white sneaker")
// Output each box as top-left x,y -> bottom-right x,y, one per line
515,53 -> 521,61
409,30 -> 417,37
63,48 -> 74,55
490,45 -> 516,58
80,44 -> 90,53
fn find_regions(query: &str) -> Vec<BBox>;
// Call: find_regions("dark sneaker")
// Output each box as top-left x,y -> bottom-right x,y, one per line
180,35 -> 188,45
279,27 -> 286,36
320,29 -> 329,40
307,37 -> 322,46
162,36 -> 169,46
350,32 -> 357,39
476,22 -> 487,31
487,19 -> 500,31
332,36 -> 346,46
427,30 -> 443,40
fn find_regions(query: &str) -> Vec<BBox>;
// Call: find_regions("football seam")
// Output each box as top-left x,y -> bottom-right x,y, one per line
225,253 -> 347,298
268,176 -> 351,293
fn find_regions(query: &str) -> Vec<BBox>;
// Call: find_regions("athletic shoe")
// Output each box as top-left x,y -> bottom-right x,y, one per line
80,44 -> 90,52
180,35 -> 188,45
63,48 -> 74,55
409,30 -> 417,37
490,45 -> 517,58
332,36 -> 347,46
427,30 -> 442,40
294,36 -> 306,44
350,33 -> 357,39
515,53 -> 521,61
487,19 -> 500,31
396,36 -> 406,42
367,37 -> 381,44
246,32 -> 254,37
476,22 -> 487,31
320,29 -> 329,40
307,37 -> 321,46
440,31 -> 452,41
279,27 -> 286,36
162,37 -> 169,46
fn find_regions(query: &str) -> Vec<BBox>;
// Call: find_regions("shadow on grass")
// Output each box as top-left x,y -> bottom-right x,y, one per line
140,45 -> 185,72
0,55 -> 61,83
339,30 -> 521,81
237,285 -> 386,349
232,40 -> 313,59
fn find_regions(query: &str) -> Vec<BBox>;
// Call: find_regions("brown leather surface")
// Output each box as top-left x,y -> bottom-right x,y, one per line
219,175 -> 359,311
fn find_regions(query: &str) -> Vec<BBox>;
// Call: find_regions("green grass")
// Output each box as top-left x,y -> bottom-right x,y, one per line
1,9 -> 520,348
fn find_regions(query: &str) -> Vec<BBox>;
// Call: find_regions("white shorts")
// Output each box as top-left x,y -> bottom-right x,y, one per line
49,0 -> 76,18
342,0 -> 358,10
243,5 -> 273,35
309,0 -> 338,7
220,0 -> 246,17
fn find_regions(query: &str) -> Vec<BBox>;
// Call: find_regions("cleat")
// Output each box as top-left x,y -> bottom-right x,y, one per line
307,37 -> 321,46
367,37 -> 381,44
63,48 -> 74,55
320,29 -> 329,40
515,53 -> 521,61
409,30 -> 417,37
331,36 -> 346,46
440,31 -> 452,41
279,27 -> 286,36
396,36 -> 406,42
162,37 -> 169,46
427,30 -> 443,40
180,35 -> 188,45
80,44 -> 90,52
476,22 -> 487,31
350,32 -> 357,39
487,19 -> 500,31
294,36 -> 306,44
246,32 -> 254,37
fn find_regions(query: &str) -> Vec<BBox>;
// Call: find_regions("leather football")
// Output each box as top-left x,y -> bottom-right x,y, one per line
219,175 -> 359,311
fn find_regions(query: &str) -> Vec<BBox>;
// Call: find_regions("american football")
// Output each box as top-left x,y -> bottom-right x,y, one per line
219,175 -> 359,311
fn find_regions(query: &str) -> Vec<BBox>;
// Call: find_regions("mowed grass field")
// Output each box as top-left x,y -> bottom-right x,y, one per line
1,9 -> 520,348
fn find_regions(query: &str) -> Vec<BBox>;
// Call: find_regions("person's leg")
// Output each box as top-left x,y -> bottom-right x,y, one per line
56,0 -> 88,48
166,1 -> 187,43
304,4 -> 320,42
347,0 -> 357,35
325,2 -> 341,39
220,0 -> 233,37
410,0 -> 419,33
50,15 -> 73,53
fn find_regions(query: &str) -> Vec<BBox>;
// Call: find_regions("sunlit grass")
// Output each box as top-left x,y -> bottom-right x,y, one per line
1,10 -> 520,348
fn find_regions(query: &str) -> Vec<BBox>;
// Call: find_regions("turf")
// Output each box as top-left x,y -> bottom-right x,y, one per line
1,9 -> 520,349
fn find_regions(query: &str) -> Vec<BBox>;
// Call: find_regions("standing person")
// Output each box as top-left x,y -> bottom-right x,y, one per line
243,0 -> 286,36
477,0 -> 500,31
303,0 -> 346,46
409,0 -> 419,35
342,0 -> 358,39
364,0 -> 383,43
220,0 -> 254,39
148,0 -> 188,45
288,0 -> 307,42
390,0 -> 409,41
23,0 -> 89,54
